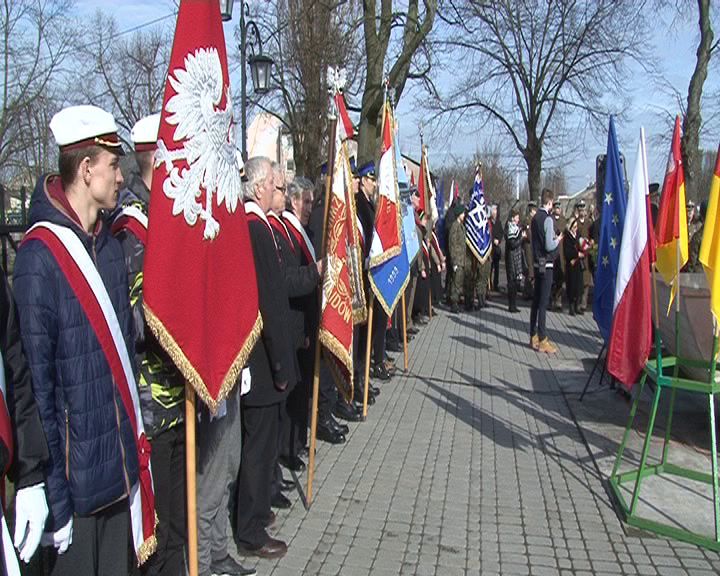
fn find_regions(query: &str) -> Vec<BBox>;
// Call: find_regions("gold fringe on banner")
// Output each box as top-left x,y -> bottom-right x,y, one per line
144,304 -> 263,414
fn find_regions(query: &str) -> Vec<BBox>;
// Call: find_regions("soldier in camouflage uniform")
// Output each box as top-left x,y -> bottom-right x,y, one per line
448,211 -> 467,313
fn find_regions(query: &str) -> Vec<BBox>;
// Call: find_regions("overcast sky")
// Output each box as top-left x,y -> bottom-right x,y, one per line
76,0 -> 719,195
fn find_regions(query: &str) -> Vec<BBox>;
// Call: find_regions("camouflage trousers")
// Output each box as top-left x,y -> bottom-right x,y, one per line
449,265 -> 465,304
465,258 -> 491,303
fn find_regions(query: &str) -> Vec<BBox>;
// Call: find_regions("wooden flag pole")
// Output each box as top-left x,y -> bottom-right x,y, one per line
363,294 -> 375,418
185,384 -> 198,576
307,112 -> 337,505
428,282 -> 433,319
401,292 -> 409,372
307,341 -> 322,504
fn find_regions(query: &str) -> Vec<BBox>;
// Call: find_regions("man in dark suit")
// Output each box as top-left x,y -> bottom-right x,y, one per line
235,156 -> 295,560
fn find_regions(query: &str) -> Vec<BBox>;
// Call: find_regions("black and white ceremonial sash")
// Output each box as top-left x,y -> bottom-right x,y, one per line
111,205 -> 148,246
282,210 -> 316,263
23,222 -> 157,565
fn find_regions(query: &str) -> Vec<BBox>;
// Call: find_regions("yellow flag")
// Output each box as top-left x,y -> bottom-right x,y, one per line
699,146 -> 720,329
655,116 -> 689,312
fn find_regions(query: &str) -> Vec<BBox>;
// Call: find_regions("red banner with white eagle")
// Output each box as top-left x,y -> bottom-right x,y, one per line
143,0 -> 261,412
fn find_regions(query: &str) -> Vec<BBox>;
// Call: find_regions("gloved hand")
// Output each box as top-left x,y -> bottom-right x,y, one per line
13,483 -> 49,562
40,516 -> 73,555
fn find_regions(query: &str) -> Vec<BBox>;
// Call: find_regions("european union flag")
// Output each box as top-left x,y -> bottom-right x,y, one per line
593,116 -> 628,341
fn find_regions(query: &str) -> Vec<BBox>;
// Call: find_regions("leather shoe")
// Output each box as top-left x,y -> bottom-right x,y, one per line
407,326 -> 419,335
237,537 -> 288,559
279,478 -> 295,491
333,400 -> 363,422
317,422 -> 346,444
326,414 -> 349,435
211,553 -> 257,576
271,492 -> 292,509
372,363 -> 391,381
279,455 -> 305,472
265,510 -> 276,528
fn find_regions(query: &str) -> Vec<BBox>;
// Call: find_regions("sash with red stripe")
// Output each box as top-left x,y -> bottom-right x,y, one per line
281,211 -> 316,264
267,212 -> 294,252
111,205 -> 148,246
245,201 -> 279,259
0,352 -> 20,576
23,222 -> 157,565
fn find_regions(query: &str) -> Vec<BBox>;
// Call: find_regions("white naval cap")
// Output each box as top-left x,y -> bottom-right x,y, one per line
50,105 -> 123,153
130,113 -> 161,151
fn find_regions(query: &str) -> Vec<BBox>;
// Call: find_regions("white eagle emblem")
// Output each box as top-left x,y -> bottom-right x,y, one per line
154,47 -> 243,240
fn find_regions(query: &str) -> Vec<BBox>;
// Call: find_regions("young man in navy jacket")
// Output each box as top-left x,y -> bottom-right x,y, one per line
13,105 -> 140,576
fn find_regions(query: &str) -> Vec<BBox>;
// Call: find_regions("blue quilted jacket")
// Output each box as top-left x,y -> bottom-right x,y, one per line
13,175 -> 139,530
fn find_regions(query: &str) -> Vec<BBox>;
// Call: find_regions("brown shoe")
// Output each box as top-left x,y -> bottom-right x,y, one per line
265,511 -> 276,528
538,338 -> 558,354
237,536 -> 288,559
530,334 -> 540,350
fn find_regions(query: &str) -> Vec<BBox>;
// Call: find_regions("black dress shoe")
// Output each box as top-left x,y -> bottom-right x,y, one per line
326,414 -> 349,435
278,455 -> 305,472
372,363 -> 391,381
407,326 -> 419,335
271,492 -> 292,509
279,478 -> 295,491
333,400 -> 363,422
371,385 -> 381,396
237,536 -> 288,559
316,422 -> 346,444
298,446 -> 309,458
211,553 -> 258,575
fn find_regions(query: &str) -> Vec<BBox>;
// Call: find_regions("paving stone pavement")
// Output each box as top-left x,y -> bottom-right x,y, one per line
233,297 -> 720,576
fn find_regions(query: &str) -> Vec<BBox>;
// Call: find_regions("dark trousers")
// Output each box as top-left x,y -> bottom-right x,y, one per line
371,299 -> 387,366
530,267 -> 554,340
141,425 -> 186,576
45,500 -> 129,576
507,276 -> 517,310
491,254 -> 501,290
235,402 -> 279,548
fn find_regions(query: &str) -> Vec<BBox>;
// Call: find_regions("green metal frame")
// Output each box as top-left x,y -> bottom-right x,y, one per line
609,331 -> 720,550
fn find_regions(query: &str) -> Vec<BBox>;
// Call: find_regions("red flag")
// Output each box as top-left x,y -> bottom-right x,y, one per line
319,142 -> 355,401
655,116 -> 688,308
143,0 -> 261,412
335,93 -> 354,141
368,102 -> 402,267
418,148 -> 428,216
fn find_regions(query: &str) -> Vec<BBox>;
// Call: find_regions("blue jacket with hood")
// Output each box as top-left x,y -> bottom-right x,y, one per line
13,174 -> 139,531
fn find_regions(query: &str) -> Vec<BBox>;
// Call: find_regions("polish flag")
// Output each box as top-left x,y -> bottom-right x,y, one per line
607,128 -> 653,388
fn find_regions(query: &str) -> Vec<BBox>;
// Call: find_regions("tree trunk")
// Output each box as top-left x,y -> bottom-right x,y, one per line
682,0 -> 714,202
524,137 -> 543,204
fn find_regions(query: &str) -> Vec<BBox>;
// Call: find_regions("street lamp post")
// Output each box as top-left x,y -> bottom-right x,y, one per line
220,0 -> 274,161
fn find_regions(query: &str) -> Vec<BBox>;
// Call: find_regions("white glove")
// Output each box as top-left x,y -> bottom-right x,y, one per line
41,516 -> 73,555
13,483 -> 48,562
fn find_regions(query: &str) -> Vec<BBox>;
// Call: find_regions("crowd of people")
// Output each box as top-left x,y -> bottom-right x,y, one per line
0,102 -> 711,576
0,105 -> 452,576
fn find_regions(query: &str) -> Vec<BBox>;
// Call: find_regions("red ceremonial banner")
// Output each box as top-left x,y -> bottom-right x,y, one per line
319,143 -> 355,401
143,0 -> 261,412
